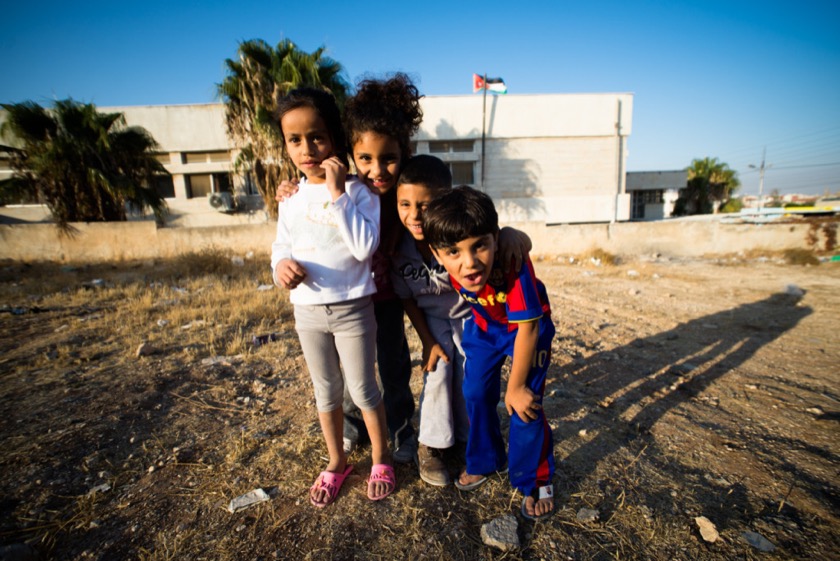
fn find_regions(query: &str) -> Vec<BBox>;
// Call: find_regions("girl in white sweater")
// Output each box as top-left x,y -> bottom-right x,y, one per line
271,87 -> 394,507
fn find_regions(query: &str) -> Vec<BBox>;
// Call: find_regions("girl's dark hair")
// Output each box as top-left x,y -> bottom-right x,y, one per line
423,186 -> 499,249
276,87 -> 348,167
344,73 -> 422,159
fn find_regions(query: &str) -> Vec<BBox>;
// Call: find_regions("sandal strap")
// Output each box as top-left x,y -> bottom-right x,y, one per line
368,463 -> 395,483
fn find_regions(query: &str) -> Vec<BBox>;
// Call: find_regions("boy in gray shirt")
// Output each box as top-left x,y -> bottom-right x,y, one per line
391,155 -> 470,486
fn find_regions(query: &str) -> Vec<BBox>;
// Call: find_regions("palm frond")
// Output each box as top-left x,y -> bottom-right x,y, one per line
1,99 -> 167,228
218,37 -> 349,219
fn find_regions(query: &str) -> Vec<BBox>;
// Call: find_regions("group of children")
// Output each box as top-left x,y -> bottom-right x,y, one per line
270,74 -> 556,520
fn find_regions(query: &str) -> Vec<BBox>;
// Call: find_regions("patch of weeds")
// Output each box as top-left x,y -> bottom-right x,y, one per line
805,217 -> 839,252
783,249 -> 820,266
586,248 -> 619,266
174,247 -> 234,278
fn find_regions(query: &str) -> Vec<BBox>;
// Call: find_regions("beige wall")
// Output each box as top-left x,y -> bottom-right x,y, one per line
0,219 -> 819,263
513,219 -> 816,257
111,104 -> 230,150
0,222 -> 275,262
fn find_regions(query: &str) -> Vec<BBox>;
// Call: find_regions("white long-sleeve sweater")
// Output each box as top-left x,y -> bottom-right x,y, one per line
271,176 -> 380,306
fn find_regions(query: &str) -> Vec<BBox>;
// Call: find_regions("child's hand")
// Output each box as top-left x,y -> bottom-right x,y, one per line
505,385 -> 542,423
422,342 -> 450,372
275,258 -> 307,289
321,157 -> 347,201
275,179 -> 300,202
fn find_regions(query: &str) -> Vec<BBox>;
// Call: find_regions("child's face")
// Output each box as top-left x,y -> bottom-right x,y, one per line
352,132 -> 402,195
396,183 -> 434,241
280,107 -> 334,184
431,233 -> 498,293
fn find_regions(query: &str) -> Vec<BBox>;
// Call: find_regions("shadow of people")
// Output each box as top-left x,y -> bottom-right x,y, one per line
540,291 -> 829,526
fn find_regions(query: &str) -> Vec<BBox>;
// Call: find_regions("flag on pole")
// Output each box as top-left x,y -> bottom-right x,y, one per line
473,74 -> 507,94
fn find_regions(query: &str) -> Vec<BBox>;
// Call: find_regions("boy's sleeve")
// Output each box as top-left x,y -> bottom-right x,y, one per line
505,257 -> 545,324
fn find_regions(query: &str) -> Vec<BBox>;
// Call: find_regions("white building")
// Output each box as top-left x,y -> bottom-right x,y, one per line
1,93 -> 634,227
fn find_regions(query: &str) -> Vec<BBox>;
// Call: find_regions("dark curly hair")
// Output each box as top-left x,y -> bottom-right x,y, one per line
344,73 -> 423,160
276,87 -> 349,168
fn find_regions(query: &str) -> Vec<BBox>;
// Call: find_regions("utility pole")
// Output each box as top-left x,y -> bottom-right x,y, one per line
749,148 -> 768,214
613,99 -> 624,224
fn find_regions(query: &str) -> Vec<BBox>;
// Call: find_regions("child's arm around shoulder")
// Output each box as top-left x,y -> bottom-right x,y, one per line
504,318 -> 541,423
498,226 -> 533,272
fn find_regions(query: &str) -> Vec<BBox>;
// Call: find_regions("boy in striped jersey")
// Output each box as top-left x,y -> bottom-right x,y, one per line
423,185 -> 556,520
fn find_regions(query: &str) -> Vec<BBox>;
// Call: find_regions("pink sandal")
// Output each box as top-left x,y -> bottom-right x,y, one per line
367,463 -> 396,501
309,464 -> 353,508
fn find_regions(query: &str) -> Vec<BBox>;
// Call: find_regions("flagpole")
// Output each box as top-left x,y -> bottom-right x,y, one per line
481,73 -> 487,190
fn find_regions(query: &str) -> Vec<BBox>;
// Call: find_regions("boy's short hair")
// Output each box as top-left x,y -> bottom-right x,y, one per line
397,155 -> 452,193
423,185 -> 499,249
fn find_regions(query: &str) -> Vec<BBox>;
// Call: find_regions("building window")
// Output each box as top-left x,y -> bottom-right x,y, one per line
186,173 -> 233,198
153,153 -> 171,165
213,173 -> 232,193
182,151 -> 231,164
243,173 -> 259,195
451,162 -> 475,185
631,189 -> 664,219
429,140 -> 473,154
151,175 -> 175,199
424,141 -> 477,186
186,174 -> 212,198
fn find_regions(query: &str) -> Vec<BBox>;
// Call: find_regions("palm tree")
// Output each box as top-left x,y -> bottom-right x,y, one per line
675,157 -> 741,215
217,38 -> 350,218
0,99 -> 168,230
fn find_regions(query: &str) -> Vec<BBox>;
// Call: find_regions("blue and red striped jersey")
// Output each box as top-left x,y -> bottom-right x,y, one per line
451,256 -> 551,332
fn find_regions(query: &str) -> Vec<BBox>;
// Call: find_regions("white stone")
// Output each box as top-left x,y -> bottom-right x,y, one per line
576,508 -> 600,523
695,516 -> 719,543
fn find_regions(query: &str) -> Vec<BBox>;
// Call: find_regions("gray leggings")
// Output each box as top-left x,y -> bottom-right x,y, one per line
293,296 -> 381,413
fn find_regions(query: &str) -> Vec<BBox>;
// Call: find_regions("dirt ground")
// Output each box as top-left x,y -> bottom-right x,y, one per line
0,252 -> 838,560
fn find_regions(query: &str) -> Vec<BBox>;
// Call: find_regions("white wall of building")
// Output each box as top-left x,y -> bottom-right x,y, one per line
418,94 -> 633,139
419,93 -> 633,224
1,93 -> 634,226
109,104 -> 229,149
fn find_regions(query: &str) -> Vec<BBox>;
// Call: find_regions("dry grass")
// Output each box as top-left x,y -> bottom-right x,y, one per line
1,251 -> 838,560
781,248 -> 821,266
584,248 -> 619,266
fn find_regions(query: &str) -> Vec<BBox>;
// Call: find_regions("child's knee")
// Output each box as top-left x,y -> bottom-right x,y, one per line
349,384 -> 382,411
462,379 -> 496,405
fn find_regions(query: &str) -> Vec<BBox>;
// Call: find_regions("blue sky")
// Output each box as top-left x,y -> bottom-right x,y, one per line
2,0 -> 839,196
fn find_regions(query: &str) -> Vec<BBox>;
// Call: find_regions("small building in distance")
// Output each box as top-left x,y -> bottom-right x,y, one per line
625,170 -> 686,220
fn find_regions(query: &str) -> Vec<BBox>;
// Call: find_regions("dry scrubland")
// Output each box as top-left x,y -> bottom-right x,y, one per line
0,248 -> 838,560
